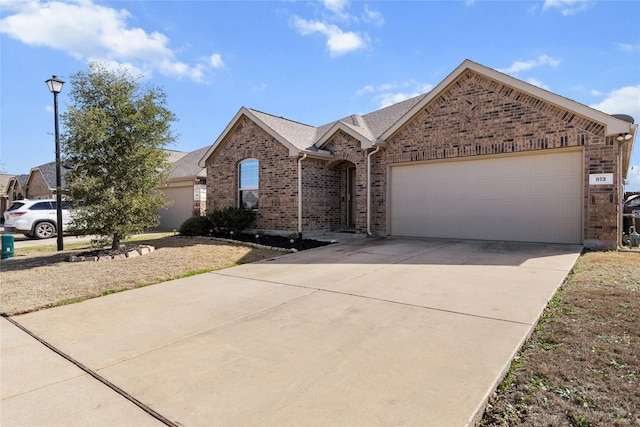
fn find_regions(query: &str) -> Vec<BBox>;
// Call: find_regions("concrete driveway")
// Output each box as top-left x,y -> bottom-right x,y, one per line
1,238 -> 582,426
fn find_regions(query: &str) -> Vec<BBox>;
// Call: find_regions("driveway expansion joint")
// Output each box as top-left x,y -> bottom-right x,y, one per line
3,316 -> 179,427
212,271 -> 533,326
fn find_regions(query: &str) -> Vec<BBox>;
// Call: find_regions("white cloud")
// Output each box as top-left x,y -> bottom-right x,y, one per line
526,77 -> 550,90
542,0 -> 595,15
292,1 -> 381,56
0,0 -> 220,83
590,85 -> 640,124
253,83 -> 268,92
321,0 -> 350,20
292,16 -> 367,56
617,42 -> 640,53
208,53 -> 224,68
88,58 -> 147,78
499,55 -> 561,75
362,5 -> 384,26
356,80 -> 434,108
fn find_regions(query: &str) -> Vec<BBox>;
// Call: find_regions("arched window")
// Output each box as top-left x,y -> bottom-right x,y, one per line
238,158 -> 259,209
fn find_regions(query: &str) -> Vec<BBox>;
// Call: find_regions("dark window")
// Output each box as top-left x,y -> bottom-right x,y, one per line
7,202 -> 25,211
31,202 -> 54,210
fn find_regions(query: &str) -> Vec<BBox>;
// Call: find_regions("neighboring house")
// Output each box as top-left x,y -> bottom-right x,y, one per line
0,173 -> 15,222
23,162 -> 71,199
4,162 -> 71,202
157,147 -> 208,231
200,59 -> 637,249
5,174 -> 28,202
4,150 -> 207,232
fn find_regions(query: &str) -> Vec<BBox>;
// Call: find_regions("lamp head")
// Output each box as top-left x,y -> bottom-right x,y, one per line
45,75 -> 64,94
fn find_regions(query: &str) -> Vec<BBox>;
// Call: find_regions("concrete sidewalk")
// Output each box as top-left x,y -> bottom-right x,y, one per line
1,238 -> 582,426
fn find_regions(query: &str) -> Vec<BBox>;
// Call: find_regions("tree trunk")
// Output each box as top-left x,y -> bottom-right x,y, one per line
112,234 -> 121,250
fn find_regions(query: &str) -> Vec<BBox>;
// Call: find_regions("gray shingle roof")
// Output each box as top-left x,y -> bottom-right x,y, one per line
166,149 -> 188,163
16,174 -> 28,186
359,94 -> 427,138
250,93 -> 428,151
33,162 -> 71,189
249,109 -> 320,151
168,146 -> 208,180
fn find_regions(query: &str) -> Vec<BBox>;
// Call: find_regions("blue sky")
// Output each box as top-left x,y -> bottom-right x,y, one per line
1,0 -> 639,190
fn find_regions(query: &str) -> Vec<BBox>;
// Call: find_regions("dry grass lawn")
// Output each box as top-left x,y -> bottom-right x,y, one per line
480,250 -> 640,427
0,236 -> 285,316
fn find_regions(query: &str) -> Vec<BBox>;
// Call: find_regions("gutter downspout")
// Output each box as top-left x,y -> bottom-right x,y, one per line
297,153 -> 308,236
367,145 -> 382,236
618,125 -> 637,248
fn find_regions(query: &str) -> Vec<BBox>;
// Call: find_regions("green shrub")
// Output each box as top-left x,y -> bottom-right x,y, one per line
179,215 -> 214,236
208,206 -> 256,235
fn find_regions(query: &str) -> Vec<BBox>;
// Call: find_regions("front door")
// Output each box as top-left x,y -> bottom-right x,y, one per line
347,167 -> 356,229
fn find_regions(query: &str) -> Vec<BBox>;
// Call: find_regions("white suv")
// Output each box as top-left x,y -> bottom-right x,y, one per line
3,199 -> 72,239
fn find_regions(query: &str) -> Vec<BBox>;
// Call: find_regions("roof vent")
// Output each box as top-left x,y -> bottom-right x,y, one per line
612,114 -> 634,124
349,114 -> 364,127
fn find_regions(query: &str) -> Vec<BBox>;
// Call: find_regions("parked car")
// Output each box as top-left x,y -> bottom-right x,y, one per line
623,194 -> 640,235
3,199 -> 72,239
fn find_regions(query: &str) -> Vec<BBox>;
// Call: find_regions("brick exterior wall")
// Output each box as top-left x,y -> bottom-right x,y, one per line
205,69 -> 623,247
376,70 -> 620,248
25,170 -> 53,199
206,117 -> 299,232
300,158 -> 341,231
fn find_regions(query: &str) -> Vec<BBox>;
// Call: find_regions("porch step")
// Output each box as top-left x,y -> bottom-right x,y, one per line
312,232 -> 368,242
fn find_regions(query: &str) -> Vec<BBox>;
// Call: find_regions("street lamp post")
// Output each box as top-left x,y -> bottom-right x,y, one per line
46,76 -> 65,251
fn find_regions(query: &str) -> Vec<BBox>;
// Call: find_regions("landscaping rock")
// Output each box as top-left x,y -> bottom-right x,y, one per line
67,244 -> 156,262
126,250 -> 140,258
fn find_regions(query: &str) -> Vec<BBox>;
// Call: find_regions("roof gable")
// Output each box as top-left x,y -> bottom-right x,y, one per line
315,95 -> 426,150
199,107 -> 331,167
28,162 -> 71,189
315,115 -> 375,149
381,59 -> 635,141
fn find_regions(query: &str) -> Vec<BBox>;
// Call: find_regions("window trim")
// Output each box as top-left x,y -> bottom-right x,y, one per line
238,158 -> 259,209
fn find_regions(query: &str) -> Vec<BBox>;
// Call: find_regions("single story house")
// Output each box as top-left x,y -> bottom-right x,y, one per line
5,174 -> 29,202
5,162 -> 70,202
200,59 -> 636,249
157,147 -> 208,231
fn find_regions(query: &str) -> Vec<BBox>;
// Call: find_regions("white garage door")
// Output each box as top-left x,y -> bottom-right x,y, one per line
159,187 -> 194,231
389,150 -> 583,244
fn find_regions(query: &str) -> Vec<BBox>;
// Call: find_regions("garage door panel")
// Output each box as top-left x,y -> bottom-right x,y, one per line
390,151 -> 582,244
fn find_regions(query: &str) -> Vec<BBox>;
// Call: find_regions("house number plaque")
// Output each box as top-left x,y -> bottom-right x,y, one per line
589,173 -> 613,185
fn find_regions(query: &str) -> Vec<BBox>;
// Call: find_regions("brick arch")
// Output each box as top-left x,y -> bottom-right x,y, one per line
326,151 -> 360,168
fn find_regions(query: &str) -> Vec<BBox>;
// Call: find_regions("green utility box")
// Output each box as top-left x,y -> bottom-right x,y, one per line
1,234 -> 15,259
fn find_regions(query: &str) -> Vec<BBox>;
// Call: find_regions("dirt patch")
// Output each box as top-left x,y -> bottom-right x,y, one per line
479,250 -> 640,426
0,236 -> 286,316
